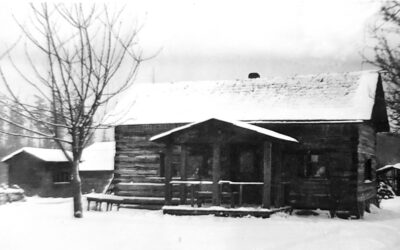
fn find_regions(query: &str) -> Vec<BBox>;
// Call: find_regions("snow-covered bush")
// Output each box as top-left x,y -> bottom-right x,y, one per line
0,184 -> 25,204
377,181 -> 396,200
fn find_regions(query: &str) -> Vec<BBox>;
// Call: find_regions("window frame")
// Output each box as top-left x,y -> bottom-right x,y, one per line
298,150 -> 330,179
52,170 -> 71,184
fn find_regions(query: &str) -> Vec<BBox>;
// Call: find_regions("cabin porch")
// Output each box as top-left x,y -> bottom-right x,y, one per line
150,118 -> 298,215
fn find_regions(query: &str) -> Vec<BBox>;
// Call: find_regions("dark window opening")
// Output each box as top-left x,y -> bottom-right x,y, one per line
188,145 -> 212,180
364,159 -> 372,181
158,152 -> 179,177
53,171 -> 71,183
297,151 -> 329,179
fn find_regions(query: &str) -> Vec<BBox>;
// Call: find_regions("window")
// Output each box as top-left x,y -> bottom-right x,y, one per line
364,159 -> 372,182
158,152 -> 179,177
53,171 -> 71,184
297,151 -> 329,179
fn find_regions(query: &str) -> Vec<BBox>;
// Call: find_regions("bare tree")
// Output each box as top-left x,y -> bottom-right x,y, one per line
368,0 -> 400,132
0,3 -> 143,218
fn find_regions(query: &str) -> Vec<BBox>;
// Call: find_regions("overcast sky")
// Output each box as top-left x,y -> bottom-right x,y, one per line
0,0 -> 382,84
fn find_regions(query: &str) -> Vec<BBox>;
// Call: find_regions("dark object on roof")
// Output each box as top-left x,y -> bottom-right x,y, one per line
248,72 -> 260,79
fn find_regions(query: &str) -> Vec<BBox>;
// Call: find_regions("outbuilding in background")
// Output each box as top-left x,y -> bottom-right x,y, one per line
79,141 -> 115,194
1,142 -> 115,197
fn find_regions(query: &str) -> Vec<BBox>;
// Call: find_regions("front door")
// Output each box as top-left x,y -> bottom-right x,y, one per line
231,144 -> 262,204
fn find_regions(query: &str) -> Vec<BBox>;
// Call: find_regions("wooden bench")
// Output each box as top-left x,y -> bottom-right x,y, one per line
86,194 -> 124,211
86,194 -> 181,211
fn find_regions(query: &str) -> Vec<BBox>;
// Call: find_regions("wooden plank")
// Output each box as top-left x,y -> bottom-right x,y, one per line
212,143 -> 221,206
262,141 -> 272,208
162,206 -> 292,218
164,143 -> 173,205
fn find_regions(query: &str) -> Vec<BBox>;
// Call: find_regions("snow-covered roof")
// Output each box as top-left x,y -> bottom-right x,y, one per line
79,141 -> 115,171
2,147 -> 71,162
377,163 -> 400,172
150,118 -> 298,143
107,71 -> 381,125
2,142 -> 115,171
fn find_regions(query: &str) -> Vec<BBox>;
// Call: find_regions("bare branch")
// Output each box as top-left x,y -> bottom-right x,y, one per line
0,3 -> 148,217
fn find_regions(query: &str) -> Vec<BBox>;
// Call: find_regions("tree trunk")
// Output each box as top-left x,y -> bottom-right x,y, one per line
72,158 -> 83,218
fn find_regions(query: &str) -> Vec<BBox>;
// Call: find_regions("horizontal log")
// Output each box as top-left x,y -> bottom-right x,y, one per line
115,168 -> 158,176
113,176 -> 155,183
115,150 -> 159,157
115,155 -> 160,164
115,169 -> 158,176
116,141 -> 162,148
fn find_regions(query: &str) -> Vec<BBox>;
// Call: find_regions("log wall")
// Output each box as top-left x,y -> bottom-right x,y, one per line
114,124 -> 183,197
258,123 -> 359,211
357,123 -> 377,213
114,122 -> 375,213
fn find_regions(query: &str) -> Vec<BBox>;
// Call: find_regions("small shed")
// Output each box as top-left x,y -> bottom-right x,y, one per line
2,147 -> 72,197
79,141 -> 115,193
2,143 -> 115,197
376,133 -> 400,194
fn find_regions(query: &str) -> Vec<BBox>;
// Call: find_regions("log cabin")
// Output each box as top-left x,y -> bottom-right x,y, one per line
109,70 -> 389,217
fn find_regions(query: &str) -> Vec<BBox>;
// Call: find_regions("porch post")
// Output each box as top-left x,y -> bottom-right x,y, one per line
164,143 -> 173,205
212,143 -> 221,206
274,143 -> 284,207
262,141 -> 272,208
180,144 -> 188,204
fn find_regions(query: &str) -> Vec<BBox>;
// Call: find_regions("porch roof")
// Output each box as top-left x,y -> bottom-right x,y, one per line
150,118 -> 298,143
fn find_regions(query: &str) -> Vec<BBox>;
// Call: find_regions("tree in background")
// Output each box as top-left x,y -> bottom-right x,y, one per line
5,103 -> 26,152
31,95 -> 56,149
0,3 -> 144,218
0,106 -> 8,156
369,0 -> 400,132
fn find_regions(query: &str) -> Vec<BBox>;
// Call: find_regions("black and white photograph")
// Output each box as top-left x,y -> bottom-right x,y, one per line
0,0 -> 399,249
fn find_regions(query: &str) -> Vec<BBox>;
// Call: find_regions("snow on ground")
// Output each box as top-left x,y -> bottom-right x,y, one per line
1,198 -> 400,250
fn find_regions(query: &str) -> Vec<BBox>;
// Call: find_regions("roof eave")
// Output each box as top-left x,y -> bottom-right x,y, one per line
150,118 -> 299,143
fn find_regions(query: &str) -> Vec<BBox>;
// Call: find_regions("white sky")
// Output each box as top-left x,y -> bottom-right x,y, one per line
0,0 -> 382,83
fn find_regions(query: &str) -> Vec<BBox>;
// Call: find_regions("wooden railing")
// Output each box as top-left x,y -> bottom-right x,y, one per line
169,180 -> 265,207
219,181 -> 263,206
170,180 -> 212,206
